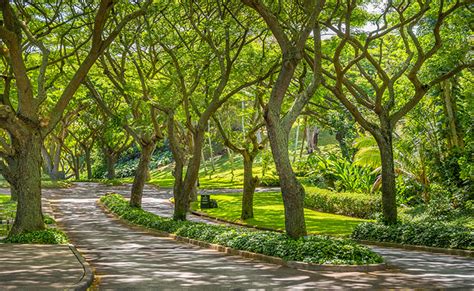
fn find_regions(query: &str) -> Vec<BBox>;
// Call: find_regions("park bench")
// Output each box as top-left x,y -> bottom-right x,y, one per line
199,190 -> 218,209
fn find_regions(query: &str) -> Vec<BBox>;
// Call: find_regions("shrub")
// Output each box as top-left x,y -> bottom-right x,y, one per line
303,153 -> 376,193
3,229 -> 69,244
305,187 -> 381,219
260,176 -> 280,187
352,221 -> 474,250
101,193 -> 383,265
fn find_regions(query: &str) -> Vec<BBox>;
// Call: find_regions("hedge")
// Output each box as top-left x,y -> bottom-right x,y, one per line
305,187 -> 381,219
101,193 -> 383,265
352,221 -> 474,250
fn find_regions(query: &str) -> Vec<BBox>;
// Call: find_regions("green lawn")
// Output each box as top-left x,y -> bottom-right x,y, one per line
191,192 -> 369,236
0,194 -> 15,237
125,154 -> 279,189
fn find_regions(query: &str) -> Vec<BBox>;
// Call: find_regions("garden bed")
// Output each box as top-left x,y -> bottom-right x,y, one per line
100,193 -> 384,268
0,194 -> 68,244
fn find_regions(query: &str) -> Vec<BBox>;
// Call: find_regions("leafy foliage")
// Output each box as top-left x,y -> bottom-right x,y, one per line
304,187 -> 381,219
352,221 -> 473,250
2,229 -> 69,244
101,193 -> 383,265
303,154 -> 376,193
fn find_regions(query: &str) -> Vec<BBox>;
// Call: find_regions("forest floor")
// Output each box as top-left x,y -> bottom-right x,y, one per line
6,182 -> 467,289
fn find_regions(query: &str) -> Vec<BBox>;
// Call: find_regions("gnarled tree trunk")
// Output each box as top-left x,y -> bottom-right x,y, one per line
9,131 -> 45,235
129,142 -> 156,208
266,111 -> 307,238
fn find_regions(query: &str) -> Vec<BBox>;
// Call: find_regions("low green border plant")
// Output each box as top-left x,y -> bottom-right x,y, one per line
352,221 -> 473,250
2,229 -> 69,244
101,193 -> 383,265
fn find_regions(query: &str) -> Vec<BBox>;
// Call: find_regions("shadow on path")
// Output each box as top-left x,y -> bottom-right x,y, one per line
42,182 -> 473,289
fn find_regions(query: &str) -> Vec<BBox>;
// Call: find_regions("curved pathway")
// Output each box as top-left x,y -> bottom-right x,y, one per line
42,183 -> 473,289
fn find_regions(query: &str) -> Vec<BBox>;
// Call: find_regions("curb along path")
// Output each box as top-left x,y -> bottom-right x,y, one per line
44,182 -> 474,289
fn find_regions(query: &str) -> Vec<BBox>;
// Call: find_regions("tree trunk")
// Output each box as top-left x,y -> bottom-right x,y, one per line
241,153 -> 258,220
266,112 -> 306,238
9,131 -> 45,235
52,145 -> 62,181
129,142 -> 156,208
85,148 -> 93,180
179,128 -> 205,219
172,159 -> 186,220
376,128 -> 397,224
442,80 -> 464,149
74,154 -> 81,180
105,152 -> 117,180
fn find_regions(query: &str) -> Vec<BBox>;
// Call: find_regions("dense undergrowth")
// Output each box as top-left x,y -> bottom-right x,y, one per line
101,193 -> 383,265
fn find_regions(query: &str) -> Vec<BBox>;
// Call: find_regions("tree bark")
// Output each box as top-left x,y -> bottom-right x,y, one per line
241,153 -> 258,220
73,154 -> 81,180
105,151 -> 117,180
129,142 -> 156,208
167,116 -> 188,220
9,131 -> 45,235
172,159 -> 187,220
266,111 -> 307,238
180,128 -> 205,218
375,127 -> 397,224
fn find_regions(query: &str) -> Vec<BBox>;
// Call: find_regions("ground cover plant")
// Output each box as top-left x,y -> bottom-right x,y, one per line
101,193 -> 383,265
0,194 -> 66,244
352,221 -> 473,250
190,192 -> 368,236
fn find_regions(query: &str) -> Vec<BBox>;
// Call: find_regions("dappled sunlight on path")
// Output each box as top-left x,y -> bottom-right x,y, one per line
42,182 -> 474,289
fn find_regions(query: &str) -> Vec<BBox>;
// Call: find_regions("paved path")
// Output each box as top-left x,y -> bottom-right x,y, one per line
42,183 -> 473,289
0,244 -> 89,289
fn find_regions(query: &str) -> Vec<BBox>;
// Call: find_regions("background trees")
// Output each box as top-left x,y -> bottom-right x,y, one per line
320,0 -> 472,223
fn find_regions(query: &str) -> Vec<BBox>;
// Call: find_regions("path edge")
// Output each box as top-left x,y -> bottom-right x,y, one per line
97,200 -> 387,272
68,244 -> 94,291
355,239 -> 474,258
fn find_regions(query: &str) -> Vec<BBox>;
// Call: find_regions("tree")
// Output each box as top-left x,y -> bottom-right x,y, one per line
213,89 -> 268,220
321,0 -> 473,223
242,0 -> 326,238
0,0 -> 151,235
153,0 -> 277,220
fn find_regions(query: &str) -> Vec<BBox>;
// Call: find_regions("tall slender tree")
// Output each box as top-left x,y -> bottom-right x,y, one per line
242,0 -> 326,237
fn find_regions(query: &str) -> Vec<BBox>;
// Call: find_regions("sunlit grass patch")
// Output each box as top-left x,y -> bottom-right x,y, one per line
191,192 -> 369,236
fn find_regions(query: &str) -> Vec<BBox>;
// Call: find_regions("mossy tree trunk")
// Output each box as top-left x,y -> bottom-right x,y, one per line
9,131 -> 45,235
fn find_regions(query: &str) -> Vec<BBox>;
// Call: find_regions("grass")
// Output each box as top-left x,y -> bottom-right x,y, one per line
191,192 -> 369,236
124,154 -> 279,189
0,194 -> 16,237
